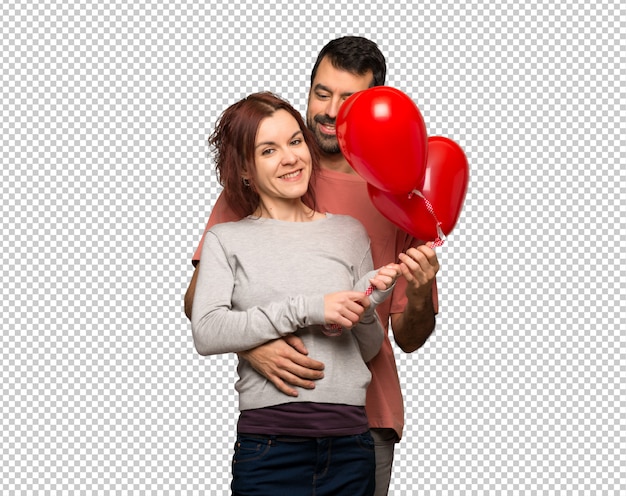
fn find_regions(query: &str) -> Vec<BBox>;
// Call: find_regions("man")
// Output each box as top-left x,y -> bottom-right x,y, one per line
185,36 -> 439,495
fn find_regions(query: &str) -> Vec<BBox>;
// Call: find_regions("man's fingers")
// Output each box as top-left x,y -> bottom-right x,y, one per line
279,367 -> 322,388
241,337 -> 325,398
397,246 -> 440,291
268,376 -> 299,397
264,354 -> 325,396
283,334 -> 309,355
398,251 -> 420,271
276,354 -> 325,377
404,245 -> 439,270
283,346 -> 325,371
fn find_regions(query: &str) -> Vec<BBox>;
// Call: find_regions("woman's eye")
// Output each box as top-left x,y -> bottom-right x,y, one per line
291,139 -> 302,146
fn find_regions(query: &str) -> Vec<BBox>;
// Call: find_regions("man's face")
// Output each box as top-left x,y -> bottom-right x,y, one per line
306,57 -> 374,154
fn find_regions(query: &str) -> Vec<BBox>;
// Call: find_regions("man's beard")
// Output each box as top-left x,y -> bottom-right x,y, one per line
307,114 -> 341,155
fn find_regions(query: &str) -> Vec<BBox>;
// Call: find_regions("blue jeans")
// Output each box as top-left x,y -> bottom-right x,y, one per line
231,432 -> 376,496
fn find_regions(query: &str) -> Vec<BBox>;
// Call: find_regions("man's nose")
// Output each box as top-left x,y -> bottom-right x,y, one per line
325,97 -> 342,119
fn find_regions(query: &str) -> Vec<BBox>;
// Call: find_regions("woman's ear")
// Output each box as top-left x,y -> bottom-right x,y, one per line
242,171 -> 251,187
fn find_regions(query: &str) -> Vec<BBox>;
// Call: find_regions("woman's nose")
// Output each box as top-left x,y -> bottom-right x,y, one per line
281,148 -> 298,164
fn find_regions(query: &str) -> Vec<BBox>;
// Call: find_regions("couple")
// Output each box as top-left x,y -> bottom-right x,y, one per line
186,37 -> 440,496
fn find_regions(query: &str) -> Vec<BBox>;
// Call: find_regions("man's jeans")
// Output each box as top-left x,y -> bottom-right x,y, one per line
231,432 -> 376,495
370,428 -> 399,496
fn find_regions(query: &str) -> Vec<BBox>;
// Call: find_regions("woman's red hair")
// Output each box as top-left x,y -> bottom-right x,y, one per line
209,92 -> 321,218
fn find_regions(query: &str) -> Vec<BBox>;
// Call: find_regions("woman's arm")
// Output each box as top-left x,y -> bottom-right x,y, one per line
350,315 -> 385,363
191,231 -> 370,356
349,266 -> 399,362
191,232 -> 326,355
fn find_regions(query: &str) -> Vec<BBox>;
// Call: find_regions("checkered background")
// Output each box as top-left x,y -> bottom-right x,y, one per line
2,0 -> 623,494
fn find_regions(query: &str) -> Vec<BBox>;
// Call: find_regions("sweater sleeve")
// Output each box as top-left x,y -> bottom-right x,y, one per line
191,231 -> 326,356
348,258 -> 395,363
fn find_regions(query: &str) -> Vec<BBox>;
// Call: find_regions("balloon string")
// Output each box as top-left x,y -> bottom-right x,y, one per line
322,285 -> 374,337
409,190 -> 446,247
323,188 -> 444,337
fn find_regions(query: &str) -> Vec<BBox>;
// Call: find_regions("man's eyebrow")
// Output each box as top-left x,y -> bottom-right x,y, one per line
255,130 -> 303,149
313,83 -> 355,98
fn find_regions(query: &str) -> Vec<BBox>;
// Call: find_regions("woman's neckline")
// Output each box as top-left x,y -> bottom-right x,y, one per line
247,212 -> 330,223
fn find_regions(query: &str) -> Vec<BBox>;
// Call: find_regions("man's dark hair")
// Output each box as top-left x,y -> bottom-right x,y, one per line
310,36 -> 387,87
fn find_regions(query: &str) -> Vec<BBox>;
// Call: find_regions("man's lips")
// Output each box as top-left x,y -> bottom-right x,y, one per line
318,122 -> 336,136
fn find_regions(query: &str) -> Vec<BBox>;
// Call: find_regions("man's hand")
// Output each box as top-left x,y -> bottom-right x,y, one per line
398,244 -> 439,299
392,245 -> 439,352
239,335 -> 325,397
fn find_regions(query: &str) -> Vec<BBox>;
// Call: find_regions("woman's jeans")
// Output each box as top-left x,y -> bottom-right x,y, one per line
231,431 -> 376,496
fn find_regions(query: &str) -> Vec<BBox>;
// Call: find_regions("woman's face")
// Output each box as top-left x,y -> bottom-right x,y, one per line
249,109 -> 313,204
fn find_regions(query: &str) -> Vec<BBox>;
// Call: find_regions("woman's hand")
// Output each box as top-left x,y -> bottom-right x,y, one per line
323,291 -> 369,329
369,263 -> 401,291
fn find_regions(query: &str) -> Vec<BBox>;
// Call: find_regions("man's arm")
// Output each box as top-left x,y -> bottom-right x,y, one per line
390,245 -> 439,353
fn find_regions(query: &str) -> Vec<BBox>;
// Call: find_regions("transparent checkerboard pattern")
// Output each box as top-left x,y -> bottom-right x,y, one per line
2,0 -> 623,494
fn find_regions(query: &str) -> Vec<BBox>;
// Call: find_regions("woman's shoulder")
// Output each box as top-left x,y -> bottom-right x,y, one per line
207,217 -> 259,239
324,213 -> 369,242
208,219 -> 238,234
325,213 -> 367,231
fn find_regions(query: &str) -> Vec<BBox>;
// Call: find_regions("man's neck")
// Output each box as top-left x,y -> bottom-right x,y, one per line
320,151 -> 356,174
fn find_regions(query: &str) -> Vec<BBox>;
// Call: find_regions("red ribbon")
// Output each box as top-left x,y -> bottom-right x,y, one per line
409,189 -> 446,247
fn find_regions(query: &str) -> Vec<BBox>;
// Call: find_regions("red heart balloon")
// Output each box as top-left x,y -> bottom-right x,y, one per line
367,136 -> 469,241
336,86 -> 427,194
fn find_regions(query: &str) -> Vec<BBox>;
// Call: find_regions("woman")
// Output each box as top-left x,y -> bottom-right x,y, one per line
191,92 -> 400,495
